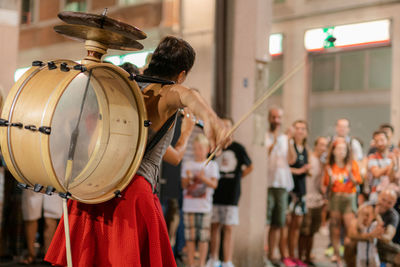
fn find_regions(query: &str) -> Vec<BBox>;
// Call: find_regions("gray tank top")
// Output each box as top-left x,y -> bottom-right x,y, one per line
136,114 -> 177,190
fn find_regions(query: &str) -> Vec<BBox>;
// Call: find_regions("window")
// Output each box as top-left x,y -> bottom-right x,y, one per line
268,33 -> 284,95
268,56 -> 283,95
21,0 -> 34,25
64,0 -> 86,12
311,53 -> 335,92
368,47 -> 392,90
310,46 -> 392,92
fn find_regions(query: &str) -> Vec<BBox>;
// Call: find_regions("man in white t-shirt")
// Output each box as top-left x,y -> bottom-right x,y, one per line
265,107 -> 296,267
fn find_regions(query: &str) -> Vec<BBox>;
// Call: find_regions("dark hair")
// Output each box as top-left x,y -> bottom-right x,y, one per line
327,138 -> 352,167
380,123 -> 394,134
373,130 -> 388,139
119,62 -> 140,75
143,36 -> 195,80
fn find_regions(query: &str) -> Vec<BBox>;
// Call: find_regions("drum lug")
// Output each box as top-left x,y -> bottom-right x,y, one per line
73,64 -> 87,72
10,122 -> 23,128
47,61 -> 57,70
38,126 -> 51,135
144,120 -> 152,127
17,183 -> 29,190
60,62 -> 70,72
0,119 -> 9,127
58,191 -> 71,199
45,186 -> 55,195
32,60 -> 44,67
114,190 -> 122,198
33,184 -> 43,192
24,125 -> 37,131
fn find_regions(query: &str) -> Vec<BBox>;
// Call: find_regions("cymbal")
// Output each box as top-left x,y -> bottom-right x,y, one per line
58,11 -> 146,40
54,24 -> 144,51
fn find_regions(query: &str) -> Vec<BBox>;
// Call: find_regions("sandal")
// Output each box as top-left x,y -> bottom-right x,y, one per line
19,254 -> 35,265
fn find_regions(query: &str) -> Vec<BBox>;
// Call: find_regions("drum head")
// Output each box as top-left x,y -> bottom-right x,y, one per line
50,72 -> 100,184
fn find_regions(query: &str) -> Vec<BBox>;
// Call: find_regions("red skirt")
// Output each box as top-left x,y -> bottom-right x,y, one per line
45,175 -> 177,267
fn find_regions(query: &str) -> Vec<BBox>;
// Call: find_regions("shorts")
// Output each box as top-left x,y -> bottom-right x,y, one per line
377,240 -> 400,264
21,189 -> 63,221
211,205 -> 239,225
329,193 -> 357,215
266,187 -> 288,227
288,195 -> 306,216
183,212 -> 211,242
300,206 -> 323,236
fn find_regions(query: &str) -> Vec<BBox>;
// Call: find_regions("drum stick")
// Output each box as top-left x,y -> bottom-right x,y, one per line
63,199 -> 73,267
204,59 -> 305,165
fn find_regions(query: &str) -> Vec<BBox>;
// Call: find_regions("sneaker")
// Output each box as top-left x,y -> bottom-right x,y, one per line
325,246 -> 334,257
263,257 -> 276,267
282,257 -> 297,267
290,258 -> 307,267
221,262 -> 234,267
339,245 -> 344,257
206,258 -> 221,267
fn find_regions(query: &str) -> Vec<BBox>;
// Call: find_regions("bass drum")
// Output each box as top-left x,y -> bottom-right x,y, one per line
0,60 -> 148,203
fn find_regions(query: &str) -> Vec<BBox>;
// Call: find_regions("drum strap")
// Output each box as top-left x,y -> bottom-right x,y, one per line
145,112 -> 177,154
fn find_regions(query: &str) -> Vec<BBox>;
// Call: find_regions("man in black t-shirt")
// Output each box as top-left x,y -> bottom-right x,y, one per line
374,190 -> 400,266
206,119 -> 253,267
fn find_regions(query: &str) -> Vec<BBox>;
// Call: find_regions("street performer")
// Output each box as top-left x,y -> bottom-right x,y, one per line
45,36 -> 231,267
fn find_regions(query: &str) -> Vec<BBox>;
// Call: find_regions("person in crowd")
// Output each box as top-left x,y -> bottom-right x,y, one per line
374,189 -> 400,266
367,130 -> 397,202
207,118 -> 253,267
181,134 -> 220,267
265,107 -> 296,267
333,118 -> 363,162
322,137 -> 362,267
347,203 -> 383,267
286,120 -> 310,267
20,190 -> 62,264
298,136 -> 328,266
368,124 -> 395,155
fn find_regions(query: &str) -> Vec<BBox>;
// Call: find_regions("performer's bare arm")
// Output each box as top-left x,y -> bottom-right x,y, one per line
162,85 -> 231,151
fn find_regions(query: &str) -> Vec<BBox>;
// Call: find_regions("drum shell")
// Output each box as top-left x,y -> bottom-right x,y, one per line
0,60 -> 148,203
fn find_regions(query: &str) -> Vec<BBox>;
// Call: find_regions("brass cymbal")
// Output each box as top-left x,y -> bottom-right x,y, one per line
54,24 -> 144,51
58,11 -> 146,40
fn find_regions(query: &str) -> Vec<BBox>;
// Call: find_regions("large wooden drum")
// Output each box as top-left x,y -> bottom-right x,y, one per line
0,60 -> 148,203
